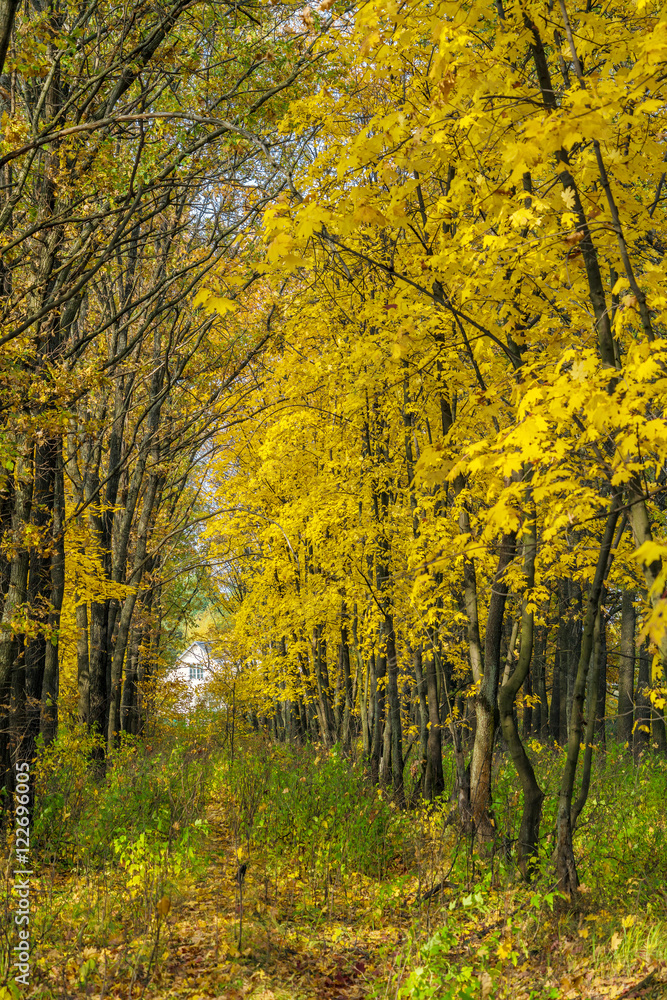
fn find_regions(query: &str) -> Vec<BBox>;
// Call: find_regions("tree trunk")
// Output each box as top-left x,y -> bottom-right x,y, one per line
617,591 -> 635,745
565,583 -> 582,741
535,626 -> 549,738
634,642 -> 650,760
470,531 -> 516,836
24,440 -> 55,761
76,600 -> 90,725
498,508 -> 543,877
412,644 -> 429,791
370,650 -> 386,784
523,661 -> 533,738
571,609 -> 603,832
385,612 -> 404,803
423,642 -> 444,800
107,465 -> 161,750
555,497 -> 620,896
40,444 -> 64,744
339,614 -> 353,750
380,708 -> 391,786
121,624 -> 141,735
0,457 -> 31,800
89,600 -> 108,746
550,646 -> 561,745
594,611 -> 607,745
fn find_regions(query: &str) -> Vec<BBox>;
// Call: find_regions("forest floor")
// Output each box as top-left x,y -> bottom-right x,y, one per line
2,729 -> 667,1000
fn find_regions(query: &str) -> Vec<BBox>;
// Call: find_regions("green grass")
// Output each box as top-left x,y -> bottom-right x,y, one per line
3,726 -> 665,998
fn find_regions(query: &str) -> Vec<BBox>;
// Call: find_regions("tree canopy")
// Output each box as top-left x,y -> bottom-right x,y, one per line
1,0 -> 667,905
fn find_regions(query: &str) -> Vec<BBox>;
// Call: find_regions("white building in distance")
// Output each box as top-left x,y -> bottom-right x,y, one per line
170,641 -> 222,708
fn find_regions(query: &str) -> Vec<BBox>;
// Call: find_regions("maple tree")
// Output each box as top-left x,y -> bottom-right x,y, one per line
0,0 -> 335,795
0,0 -> 664,950
197,0 -> 667,898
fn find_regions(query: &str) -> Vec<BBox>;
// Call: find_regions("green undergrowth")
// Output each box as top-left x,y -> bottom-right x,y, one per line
32,722 -> 215,869
0,725 -> 665,997
216,736 -> 667,997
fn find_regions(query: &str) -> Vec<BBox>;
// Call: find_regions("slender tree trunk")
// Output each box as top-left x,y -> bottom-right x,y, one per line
551,588 -> 564,744
40,444 -> 64,744
24,440 -> 55,761
0,477 -> 13,614
370,651 -> 386,784
571,609 -> 603,831
617,591 -> 635,745
470,531 -> 516,836
523,662 -> 533,738
384,614 -> 403,803
536,626 -> 549,738
594,611 -> 607,745
380,707 -> 392,786
76,600 -> 90,725
634,642 -> 650,760
89,600 -> 108,747
0,458 -> 31,800
412,645 -> 428,792
460,503 -> 483,685
498,512 -> 543,877
313,626 -> 335,748
121,624 -> 141,734
360,651 -> 370,759
107,469 -> 160,750
339,614 -> 353,750
565,583 -> 582,741
555,497 -> 621,895
423,642 -> 444,800
0,0 -> 19,78
651,698 -> 667,752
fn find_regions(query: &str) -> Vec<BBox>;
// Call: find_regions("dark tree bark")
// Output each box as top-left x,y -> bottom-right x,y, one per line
550,638 -> 561,745
339,613 -> 353,749
23,440 -> 56,760
412,644 -> 429,791
523,662 -> 533,738
571,609 -> 603,832
470,530 -> 517,836
617,591 -> 635,745
594,611 -> 607,745
423,643 -> 444,800
370,650 -> 386,785
634,642 -> 650,760
381,615 -> 404,801
651,700 -> 667,752
498,511 -> 544,877
565,583 -> 582,740
40,445 -> 64,744
0,456 -> 31,801
535,625 -> 549,738
555,497 -> 621,896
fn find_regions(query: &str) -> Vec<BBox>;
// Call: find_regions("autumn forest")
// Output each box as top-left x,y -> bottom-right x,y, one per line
0,0 -> 666,997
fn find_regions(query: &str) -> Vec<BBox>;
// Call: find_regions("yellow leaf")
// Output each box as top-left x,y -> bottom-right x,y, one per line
353,203 -> 387,227
282,253 -> 304,270
360,30 -> 380,56
204,295 -> 237,316
193,290 -> 236,315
